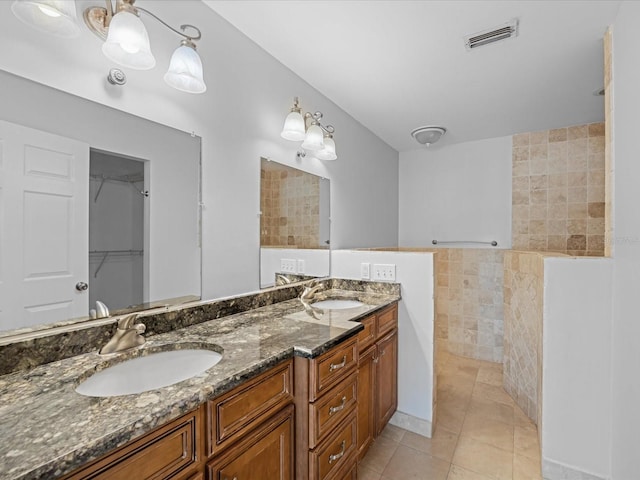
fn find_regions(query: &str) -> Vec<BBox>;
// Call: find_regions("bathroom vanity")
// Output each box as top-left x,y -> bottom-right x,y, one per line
0,280 -> 399,480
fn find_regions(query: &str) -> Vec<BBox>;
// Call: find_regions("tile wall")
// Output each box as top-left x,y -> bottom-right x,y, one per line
435,248 -> 505,363
502,250 -> 561,424
604,29 -> 613,257
260,168 -> 320,248
512,122 -> 606,256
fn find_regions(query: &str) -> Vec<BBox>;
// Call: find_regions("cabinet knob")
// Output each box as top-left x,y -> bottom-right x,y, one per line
75,282 -> 88,291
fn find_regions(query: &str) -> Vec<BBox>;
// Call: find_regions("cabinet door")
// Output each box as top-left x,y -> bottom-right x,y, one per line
356,345 -> 376,460
375,330 -> 398,436
62,407 -> 203,480
207,406 -> 294,480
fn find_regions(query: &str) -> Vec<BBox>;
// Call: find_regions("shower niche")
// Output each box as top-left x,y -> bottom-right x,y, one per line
89,150 -> 147,312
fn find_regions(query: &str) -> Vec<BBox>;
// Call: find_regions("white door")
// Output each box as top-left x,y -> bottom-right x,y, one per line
0,120 -> 89,332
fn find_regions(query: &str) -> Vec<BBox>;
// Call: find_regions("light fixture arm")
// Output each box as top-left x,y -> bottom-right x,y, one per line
135,6 -> 202,42
303,112 -> 334,136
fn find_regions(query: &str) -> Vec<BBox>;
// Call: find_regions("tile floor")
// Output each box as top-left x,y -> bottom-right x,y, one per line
358,351 -> 542,480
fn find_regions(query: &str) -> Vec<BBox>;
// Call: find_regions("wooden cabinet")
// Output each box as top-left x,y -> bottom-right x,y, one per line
356,345 -> 376,460
295,336 -> 359,480
62,407 -> 205,480
206,359 -> 293,456
356,303 -> 398,460
206,405 -> 294,480
63,359 -> 294,480
375,329 -> 398,436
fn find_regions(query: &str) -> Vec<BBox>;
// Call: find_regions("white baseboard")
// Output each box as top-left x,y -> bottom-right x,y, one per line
389,410 -> 433,438
543,458 -> 608,480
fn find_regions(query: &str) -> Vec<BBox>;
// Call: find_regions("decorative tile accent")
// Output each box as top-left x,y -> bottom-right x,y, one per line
511,122 -> 606,256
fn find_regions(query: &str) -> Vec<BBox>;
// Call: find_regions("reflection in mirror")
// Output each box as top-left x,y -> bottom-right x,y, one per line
259,158 -> 330,288
0,70 -> 201,336
89,151 -> 145,312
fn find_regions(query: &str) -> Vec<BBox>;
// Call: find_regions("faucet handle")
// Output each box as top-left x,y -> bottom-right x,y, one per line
117,314 -> 139,330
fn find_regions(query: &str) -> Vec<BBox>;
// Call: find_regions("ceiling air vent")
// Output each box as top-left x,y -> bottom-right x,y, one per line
464,19 -> 519,50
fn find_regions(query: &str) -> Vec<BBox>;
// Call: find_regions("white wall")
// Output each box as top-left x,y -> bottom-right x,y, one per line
399,136 -> 512,248
0,1 -> 399,300
541,257 -> 613,480
611,2 -> 640,478
259,248 -> 330,288
331,250 -> 435,435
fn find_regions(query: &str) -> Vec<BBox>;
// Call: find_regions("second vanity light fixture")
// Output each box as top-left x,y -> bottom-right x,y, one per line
281,97 -> 337,161
11,0 -> 207,94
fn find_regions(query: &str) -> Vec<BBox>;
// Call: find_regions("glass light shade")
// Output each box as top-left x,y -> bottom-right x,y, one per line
316,136 -> 337,161
11,0 -> 80,38
164,44 -> 207,94
102,11 -> 155,70
301,123 -> 324,151
280,111 -> 305,141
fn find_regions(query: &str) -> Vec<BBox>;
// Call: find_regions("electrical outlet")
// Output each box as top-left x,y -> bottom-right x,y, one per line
361,262 -> 370,280
297,259 -> 306,274
280,259 -> 296,273
372,264 -> 396,281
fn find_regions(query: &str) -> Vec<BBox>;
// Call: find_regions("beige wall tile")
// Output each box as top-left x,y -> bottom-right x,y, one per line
568,125 -> 588,139
549,128 -> 567,143
513,133 -> 530,147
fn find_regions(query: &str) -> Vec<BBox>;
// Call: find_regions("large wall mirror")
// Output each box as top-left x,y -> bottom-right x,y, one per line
259,158 -> 330,288
0,70 -> 201,336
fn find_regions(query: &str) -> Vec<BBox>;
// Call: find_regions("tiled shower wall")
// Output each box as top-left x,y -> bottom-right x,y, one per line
512,122 -> 606,256
435,248 -> 505,363
260,168 -> 320,248
503,250 -> 551,424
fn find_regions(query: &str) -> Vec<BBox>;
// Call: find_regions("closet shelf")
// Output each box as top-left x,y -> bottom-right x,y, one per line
90,250 -> 143,278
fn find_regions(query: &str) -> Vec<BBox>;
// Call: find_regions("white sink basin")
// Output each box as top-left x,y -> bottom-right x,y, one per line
76,349 -> 222,397
312,299 -> 365,310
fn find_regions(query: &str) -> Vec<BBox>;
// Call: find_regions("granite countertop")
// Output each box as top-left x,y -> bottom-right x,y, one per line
0,288 -> 399,480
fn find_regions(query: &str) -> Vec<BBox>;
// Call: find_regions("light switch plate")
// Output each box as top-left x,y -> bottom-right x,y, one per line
361,262 -> 370,280
280,259 -> 296,273
297,259 -> 306,274
372,264 -> 396,281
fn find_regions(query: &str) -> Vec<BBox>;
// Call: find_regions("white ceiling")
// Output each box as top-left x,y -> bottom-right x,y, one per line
204,0 -> 620,152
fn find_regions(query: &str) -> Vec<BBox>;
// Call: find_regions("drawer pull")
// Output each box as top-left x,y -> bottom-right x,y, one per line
329,396 -> 347,416
328,440 -> 346,464
329,356 -> 347,372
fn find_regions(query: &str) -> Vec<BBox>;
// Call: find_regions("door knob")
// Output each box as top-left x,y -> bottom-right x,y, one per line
75,282 -> 88,291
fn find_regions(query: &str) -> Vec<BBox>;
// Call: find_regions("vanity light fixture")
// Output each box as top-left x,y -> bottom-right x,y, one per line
281,97 -> 337,161
11,0 -> 207,94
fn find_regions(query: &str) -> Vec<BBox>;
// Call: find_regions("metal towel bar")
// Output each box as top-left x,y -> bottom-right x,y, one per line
432,240 -> 498,247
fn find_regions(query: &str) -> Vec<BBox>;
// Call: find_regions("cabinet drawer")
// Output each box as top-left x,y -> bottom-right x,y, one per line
309,413 -> 357,480
356,314 -> 376,352
206,405 -> 294,480
309,372 -> 358,449
377,303 -> 398,338
207,360 -> 293,456
310,337 -> 357,401
63,408 -> 202,480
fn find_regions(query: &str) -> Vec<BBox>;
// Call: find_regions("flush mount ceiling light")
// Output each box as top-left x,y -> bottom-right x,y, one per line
11,0 -> 207,94
410,126 -> 447,146
281,97 -> 337,161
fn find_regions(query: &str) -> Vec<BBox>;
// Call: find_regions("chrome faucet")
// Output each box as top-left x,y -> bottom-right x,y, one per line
300,280 -> 325,303
99,314 -> 146,355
